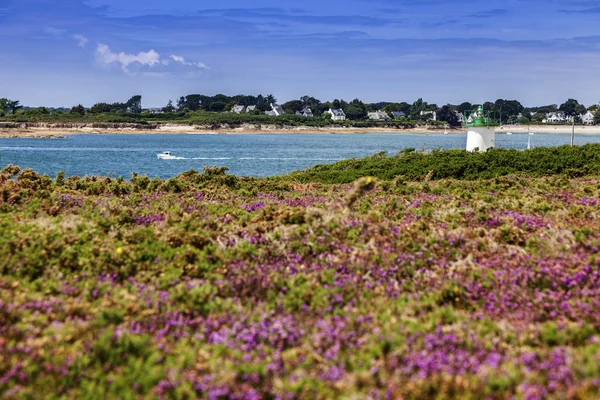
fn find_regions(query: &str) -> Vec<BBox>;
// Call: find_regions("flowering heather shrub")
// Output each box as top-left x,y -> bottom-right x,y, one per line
1,163 -> 600,398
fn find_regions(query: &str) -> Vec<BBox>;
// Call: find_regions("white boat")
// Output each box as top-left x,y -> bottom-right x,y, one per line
444,128 -> 448,135
157,151 -> 176,159
506,132 -> 513,135
527,132 -> 534,150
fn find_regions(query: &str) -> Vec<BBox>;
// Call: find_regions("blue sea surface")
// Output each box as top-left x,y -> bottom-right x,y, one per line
1,133 -> 600,178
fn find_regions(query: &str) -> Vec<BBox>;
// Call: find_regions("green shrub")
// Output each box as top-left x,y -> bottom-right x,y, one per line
283,144 -> 600,184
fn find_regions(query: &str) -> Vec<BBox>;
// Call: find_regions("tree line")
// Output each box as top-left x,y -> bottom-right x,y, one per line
2,94 -> 599,125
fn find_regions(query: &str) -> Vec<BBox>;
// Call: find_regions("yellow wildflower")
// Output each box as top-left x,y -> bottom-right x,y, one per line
116,247 -> 123,255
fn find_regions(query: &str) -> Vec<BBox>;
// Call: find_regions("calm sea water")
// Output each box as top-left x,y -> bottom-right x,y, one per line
1,133 -> 600,178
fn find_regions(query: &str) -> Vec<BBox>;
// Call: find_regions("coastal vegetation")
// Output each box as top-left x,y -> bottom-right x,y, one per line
285,144 -> 600,184
1,94 -> 598,127
1,147 -> 600,398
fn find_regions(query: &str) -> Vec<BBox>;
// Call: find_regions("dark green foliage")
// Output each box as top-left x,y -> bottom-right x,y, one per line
285,144 -> 600,184
177,166 -> 239,188
560,99 -> 586,117
69,104 -> 86,115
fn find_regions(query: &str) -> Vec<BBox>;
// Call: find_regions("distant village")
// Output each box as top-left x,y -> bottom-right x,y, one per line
2,94 -> 599,126
221,103 -> 598,125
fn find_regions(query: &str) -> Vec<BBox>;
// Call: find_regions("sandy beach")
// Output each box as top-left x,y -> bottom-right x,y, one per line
496,125 -> 600,134
0,122 -> 457,138
1,122 -> 600,138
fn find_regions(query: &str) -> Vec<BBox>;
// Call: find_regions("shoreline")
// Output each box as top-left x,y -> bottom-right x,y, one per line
1,122 -> 600,138
496,125 -> 599,134
0,123 -> 458,138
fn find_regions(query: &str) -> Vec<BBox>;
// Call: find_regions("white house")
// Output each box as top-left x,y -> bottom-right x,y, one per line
420,110 -> 437,121
455,112 -> 465,124
231,105 -> 246,113
368,111 -> 391,121
265,103 -> 285,117
546,113 -> 565,123
295,107 -> 313,117
581,111 -> 595,125
326,108 -> 346,121
245,105 -> 257,113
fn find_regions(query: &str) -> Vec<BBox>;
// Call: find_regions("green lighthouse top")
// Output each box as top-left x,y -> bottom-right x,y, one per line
464,105 -> 500,127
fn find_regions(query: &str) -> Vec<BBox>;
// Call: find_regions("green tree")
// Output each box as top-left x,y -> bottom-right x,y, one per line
300,95 -> 320,107
536,104 -> 558,114
69,104 -> 86,115
201,94 -> 233,112
345,104 -> 367,120
410,98 -> 427,119
300,95 -> 322,115
282,100 -> 304,114
494,99 -> 524,123
369,102 -> 392,111
162,100 -> 176,113
176,96 -> 187,111
329,99 -> 348,111
26,107 -> 50,115
456,102 -> 473,115
594,110 -> 600,124
208,102 -> 227,112
559,99 -> 583,117
437,105 -> 459,126
482,102 -> 496,114
518,116 -> 531,125
265,94 -> 277,106
381,102 -> 410,115
532,112 -> 546,123
6,99 -> 23,114
382,103 -> 401,113
126,95 -> 142,113
89,102 -> 113,114
256,95 -> 272,112
182,95 -> 202,111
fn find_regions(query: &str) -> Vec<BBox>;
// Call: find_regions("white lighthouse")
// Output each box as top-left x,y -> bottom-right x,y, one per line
465,105 -> 498,152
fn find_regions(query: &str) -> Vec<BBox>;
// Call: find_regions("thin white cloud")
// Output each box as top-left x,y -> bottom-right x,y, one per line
170,55 -> 186,63
95,43 -> 161,72
90,44 -> 209,74
170,54 -> 210,70
72,34 -> 89,48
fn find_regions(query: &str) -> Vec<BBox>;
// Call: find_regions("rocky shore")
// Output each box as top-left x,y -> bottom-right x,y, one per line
1,121 -> 599,138
0,121 -> 458,138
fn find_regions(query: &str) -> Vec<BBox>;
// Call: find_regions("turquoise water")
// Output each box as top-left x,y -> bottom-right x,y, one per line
1,133 -> 600,178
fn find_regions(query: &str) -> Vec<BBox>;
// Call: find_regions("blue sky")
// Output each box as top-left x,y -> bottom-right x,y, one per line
1,0 -> 599,108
